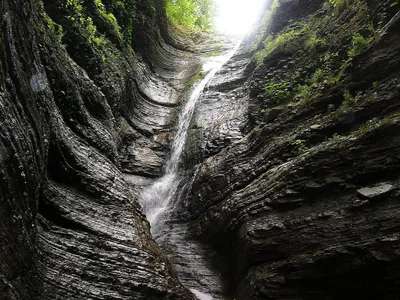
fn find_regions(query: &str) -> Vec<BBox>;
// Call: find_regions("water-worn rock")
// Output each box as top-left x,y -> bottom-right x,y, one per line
183,0 -> 400,299
3,0 -> 400,298
0,0 -> 198,298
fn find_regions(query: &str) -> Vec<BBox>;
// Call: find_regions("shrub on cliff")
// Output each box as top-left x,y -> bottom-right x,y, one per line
165,0 -> 215,31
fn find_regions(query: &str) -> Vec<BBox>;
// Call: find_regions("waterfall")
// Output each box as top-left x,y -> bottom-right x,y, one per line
139,41 -> 241,237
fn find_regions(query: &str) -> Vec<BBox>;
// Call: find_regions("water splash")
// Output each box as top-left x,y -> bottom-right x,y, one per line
139,41 -> 241,237
190,288 -> 214,300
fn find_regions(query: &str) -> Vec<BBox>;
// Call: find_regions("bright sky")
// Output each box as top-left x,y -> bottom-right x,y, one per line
215,0 -> 268,35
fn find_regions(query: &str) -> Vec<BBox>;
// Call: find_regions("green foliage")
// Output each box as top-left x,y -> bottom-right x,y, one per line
310,68 -> 325,84
206,49 -> 222,57
295,85 -> 311,103
44,14 -> 64,42
264,78 -> 294,104
252,0 -> 280,49
305,31 -> 326,50
342,89 -> 363,108
255,29 -> 303,64
255,0 -> 379,119
329,0 -> 350,10
329,133 -> 343,141
166,0 -> 215,31
291,139 -> 307,153
347,32 -> 374,57
84,17 -> 108,46
358,117 -> 380,133
94,0 -> 122,39
66,0 -> 108,47
185,70 -> 205,90
100,0 -> 136,44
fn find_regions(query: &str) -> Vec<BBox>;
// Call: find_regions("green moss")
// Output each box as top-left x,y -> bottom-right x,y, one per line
94,0 -> 122,40
263,78 -> 294,105
253,0 -> 281,48
44,13 -> 64,42
255,28 -> 304,64
184,70 -> 205,90
347,32 -> 374,57
305,30 -> 326,50
206,49 -> 222,57
329,0 -> 351,10
66,0 -> 108,48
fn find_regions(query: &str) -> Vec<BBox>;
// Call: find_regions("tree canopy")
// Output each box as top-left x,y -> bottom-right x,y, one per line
165,0 -> 215,31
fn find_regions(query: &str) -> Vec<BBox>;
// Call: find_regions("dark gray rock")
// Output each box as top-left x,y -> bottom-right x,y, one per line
263,107 -> 285,123
181,1 -> 400,299
0,0 -> 198,299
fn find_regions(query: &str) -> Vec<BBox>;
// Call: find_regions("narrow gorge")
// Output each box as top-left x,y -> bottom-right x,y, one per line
1,0 -> 400,299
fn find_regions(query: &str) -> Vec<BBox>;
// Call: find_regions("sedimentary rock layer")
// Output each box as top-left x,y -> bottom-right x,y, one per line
0,0 -> 198,298
185,0 -> 400,298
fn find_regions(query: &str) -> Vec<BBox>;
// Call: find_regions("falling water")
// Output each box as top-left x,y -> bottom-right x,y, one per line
140,41 -> 241,237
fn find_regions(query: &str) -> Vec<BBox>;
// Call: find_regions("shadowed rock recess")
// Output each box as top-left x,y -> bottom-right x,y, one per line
1,0 -> 400,299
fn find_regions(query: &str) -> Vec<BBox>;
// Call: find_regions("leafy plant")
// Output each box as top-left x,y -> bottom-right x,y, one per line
310,68 -> 325,84
264,78 -> 294,105
296,85 -> 311,103
44,14 -> 64,42
348,32 -> 374,57
342,89 -> 363,108
103,0 -> 136,44
253,0 -> 281,48
292,139 -> 307,153
206,49 -> 222,57
329,133 -> 343,141
165,0 -> 215,31
255,29 -> 302,64
94,0 -> 122,39
306,31 -> 326,50
329,0 -> 351,10
66,0 -> 108,47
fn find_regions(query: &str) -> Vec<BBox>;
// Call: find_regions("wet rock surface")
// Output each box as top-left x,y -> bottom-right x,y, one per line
0,0 -> 199,298
182,0 -> 400,299
2,0 -> 400,299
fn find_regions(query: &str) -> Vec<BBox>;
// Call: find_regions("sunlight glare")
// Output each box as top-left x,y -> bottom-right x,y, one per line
215,0 -> 268,36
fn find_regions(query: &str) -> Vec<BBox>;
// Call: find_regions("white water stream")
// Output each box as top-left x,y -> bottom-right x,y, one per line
138,41 -> 241,299
140,41 -> 241,236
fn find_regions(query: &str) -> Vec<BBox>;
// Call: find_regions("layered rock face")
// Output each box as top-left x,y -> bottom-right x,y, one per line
2,0 -> 400,299
0,0 -> 199,298
184,0 -> 400,298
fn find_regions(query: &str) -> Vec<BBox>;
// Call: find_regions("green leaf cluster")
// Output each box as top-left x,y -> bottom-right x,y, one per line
66,0 -> 108,47
100,0 -> 137,44
165,0 -> 215,31
94,0 -> 122,39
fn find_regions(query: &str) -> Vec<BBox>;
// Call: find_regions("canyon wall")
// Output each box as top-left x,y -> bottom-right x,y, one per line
185,0 -> 400,298
1,0 -> 400,299
0,0 -> 199,298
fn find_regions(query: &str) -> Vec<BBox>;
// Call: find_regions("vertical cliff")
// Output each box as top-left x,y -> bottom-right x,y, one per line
2,0 -> 400,299
0,0 -> 201,298
184,0 -> 400,298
